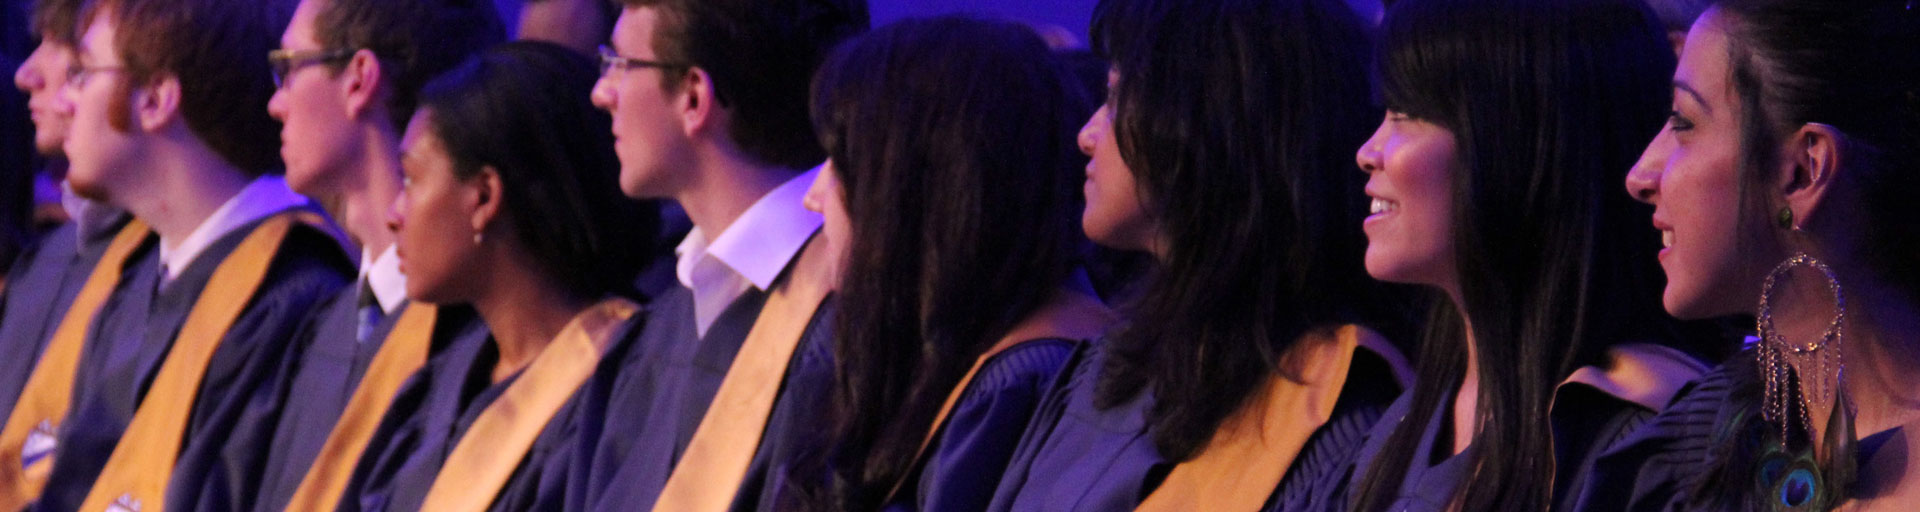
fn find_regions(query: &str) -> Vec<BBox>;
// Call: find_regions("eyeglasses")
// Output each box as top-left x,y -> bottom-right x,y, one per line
597,45 -> 684,77
64,64 -> 124,89
267,48 -> 356,88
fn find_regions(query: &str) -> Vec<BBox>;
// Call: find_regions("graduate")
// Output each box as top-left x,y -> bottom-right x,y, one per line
248,0 -> 502,509
2,0 -> 359,509
0,0 -> 131,425
784,17 -> 1111,512
986,0 -> 1419,510
572,0 -> 866,510
329,40 -> 656,512
1324,0 -> 1710,510
1578,1 -> 1920,509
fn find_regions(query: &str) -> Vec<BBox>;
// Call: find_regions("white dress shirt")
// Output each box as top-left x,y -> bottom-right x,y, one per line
157,175 -> 311,286
360,244 -> 407,315
675,166 -> 824,337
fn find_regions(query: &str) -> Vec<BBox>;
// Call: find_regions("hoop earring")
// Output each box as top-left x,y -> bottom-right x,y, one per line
1753,252 -> 1851,510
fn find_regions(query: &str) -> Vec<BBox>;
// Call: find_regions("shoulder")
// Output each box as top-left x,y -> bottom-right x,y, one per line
1573,350 -> 1759,511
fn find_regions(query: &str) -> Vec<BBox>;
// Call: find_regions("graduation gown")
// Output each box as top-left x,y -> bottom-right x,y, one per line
250,292 -> 416,512
884,338 -> 1078,512
333,305 -> 641,512
1318,345 -> 1705,512
32,211 -> 352,512
0,217 -> 125,423
575,285 -> 837,512
985,337 -> 1405,512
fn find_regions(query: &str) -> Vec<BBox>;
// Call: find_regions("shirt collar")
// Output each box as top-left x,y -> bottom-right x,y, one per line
675,166 -> 824,292
158,175 -> 311,281
361,244 -> 407,314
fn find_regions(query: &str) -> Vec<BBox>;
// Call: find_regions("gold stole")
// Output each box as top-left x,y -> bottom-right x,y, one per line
79,212 -> 329,512
418,297 -> 639,511
650,237 -> 834,512
0,220 -> 150,510
1135,325 -> 1387,512
282,303 -> 439,512
884,287 -> 1116,503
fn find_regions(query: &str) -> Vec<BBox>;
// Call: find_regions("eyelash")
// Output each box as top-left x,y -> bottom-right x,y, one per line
1668,110 -> 1695,132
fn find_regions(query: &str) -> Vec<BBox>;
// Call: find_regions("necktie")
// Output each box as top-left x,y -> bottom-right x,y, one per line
355,280 -> 382,344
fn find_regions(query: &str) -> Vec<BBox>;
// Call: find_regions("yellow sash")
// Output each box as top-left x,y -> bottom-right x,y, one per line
79,212 -> 330,512
282,303 -> 439,512
884,287 -> 1115,503
0,220 -> 150,510
651,237 -> 834,512
418,297 -> 639,511
1135,325 -> 1387,512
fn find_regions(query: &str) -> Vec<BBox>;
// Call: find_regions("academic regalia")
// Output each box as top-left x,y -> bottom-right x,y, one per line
885,338 -> 1077,512
574,285 -> 837,512
334,303 -> 639,512
1320,344 -> 1705,512
250,292 -> 415,512
0,216 -> 125,423
31,209 -> 352,512
985,335 -> 1406,512
1569,349 -> 1874,512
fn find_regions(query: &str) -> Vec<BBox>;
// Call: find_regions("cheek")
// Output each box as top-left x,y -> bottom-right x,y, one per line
1660,150 -> 1757,316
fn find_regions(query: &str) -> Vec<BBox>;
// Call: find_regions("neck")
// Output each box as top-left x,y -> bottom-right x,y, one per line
1442,284 -> 1479,456
338,131 -> 404,257
674,153 -> 798,238
469,248 -> 594,383
118,142 -> 252,252
1793,271 -> 1920,441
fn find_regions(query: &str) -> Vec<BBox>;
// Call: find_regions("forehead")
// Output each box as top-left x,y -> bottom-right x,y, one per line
1674,9 -> 1732,107
75,11 -> 117,60
282,0 -> 323,48
610,6 -> 660,57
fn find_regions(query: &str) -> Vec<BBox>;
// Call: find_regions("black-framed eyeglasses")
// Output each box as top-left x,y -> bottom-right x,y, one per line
64,64 -> 125,89
597,45 -> 685,78
267,48 -> 357,88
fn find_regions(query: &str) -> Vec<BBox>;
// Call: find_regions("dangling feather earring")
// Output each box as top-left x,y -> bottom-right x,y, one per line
1752,253 -> 1854,511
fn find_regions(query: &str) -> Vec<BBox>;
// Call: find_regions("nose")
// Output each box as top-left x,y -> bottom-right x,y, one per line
267,87 -> 288,122
14,47 -> 42,92
1625,128 -> 1672,204
591,76 -> 616,111
802,162 -> 833,214
1356,120 -> 1389,174
1077,106 -> 1106,158
386,190 -> 407,234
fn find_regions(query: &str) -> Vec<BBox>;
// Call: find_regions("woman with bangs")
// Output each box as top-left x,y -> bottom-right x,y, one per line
985,0 -> 1419,510
1330,0 -> 1716,510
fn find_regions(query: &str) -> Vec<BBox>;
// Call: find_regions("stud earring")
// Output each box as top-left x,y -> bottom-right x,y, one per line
1777,206 -> 1795,230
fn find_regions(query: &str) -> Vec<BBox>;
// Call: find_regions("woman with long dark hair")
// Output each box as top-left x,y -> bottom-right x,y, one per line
788,17 -> 1110,511
326,41 -> 657,511
1337,0 -> 1711,510
1577,1 -> 1920,509
986,0 -> 1418,510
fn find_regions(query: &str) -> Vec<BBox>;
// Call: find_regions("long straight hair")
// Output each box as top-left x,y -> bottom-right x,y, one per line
1086,0 -> 1412,462
798,17 -> 1094,511
1348,0 -> 1681,510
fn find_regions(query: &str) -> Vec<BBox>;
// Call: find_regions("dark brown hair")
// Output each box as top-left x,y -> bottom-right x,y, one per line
83,0 -> 291,175
612,0 -> 867,169
311,0 -> 505,131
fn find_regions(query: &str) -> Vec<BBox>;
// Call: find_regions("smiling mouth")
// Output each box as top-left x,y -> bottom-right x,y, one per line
1370,198 -> 1399,215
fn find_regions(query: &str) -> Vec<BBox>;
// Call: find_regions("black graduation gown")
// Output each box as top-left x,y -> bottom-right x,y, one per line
0,217 -> 125,422
32,211 -> 351,512
334,306 -> 644,512
986,339 -> 1403,512
250,291 -> 414,512
574,284 -> 837,512
882,338 -> 1077,512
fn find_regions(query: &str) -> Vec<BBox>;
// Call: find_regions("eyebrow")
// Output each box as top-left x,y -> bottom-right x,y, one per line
1673,80 -> 1710,115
